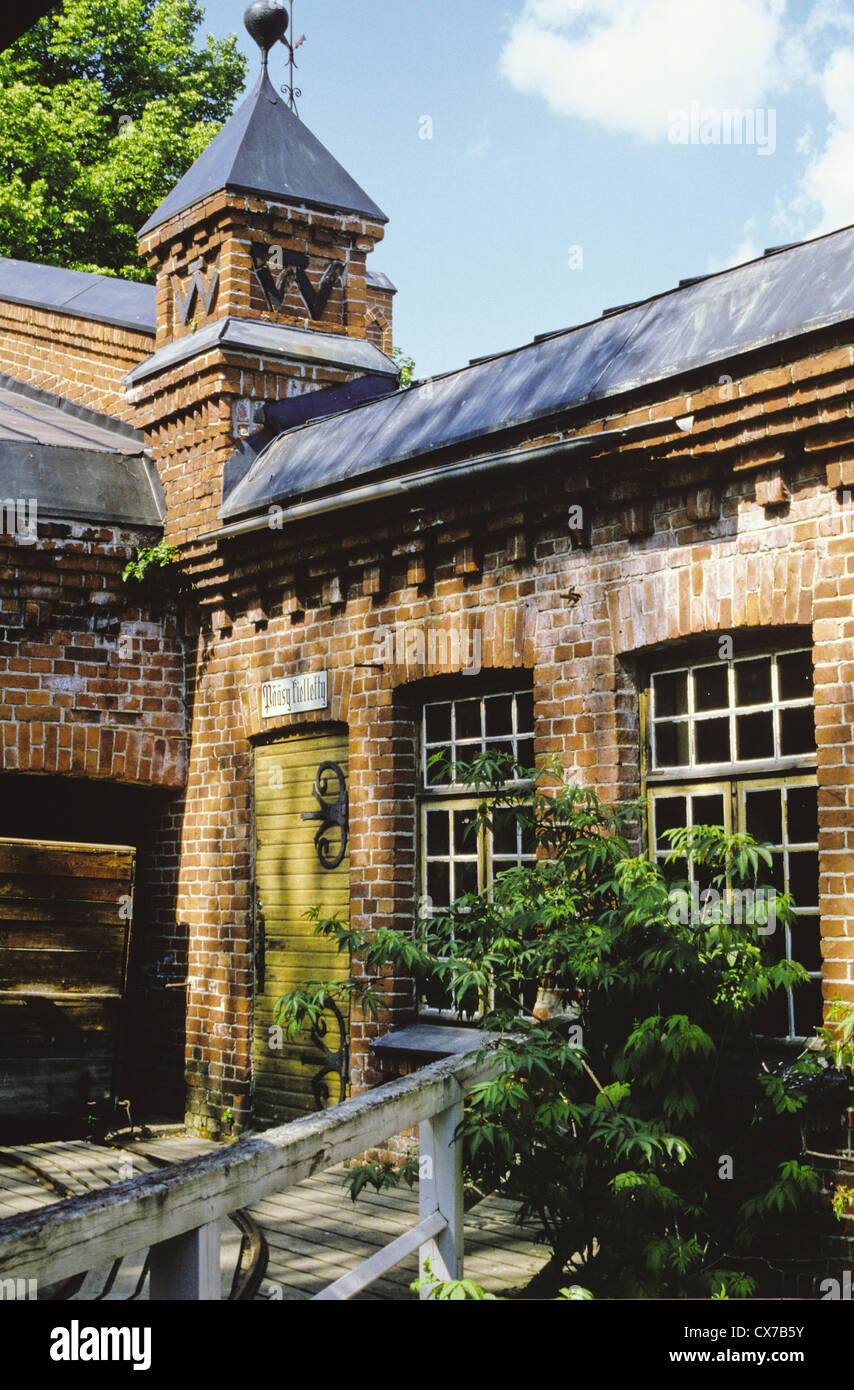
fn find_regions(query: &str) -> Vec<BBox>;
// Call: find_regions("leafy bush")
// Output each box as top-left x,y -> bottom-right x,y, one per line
121,539 -> 177,583
276,753 -> 832,1299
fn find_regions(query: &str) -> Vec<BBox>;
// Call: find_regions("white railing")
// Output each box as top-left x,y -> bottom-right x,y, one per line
0,1051 -> 497,1301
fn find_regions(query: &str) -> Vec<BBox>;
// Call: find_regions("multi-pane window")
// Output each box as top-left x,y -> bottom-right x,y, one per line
418,688 -> 536,1016
422,689 -> 535,787
646,646 -> 820,1040
650,649 -> 814,772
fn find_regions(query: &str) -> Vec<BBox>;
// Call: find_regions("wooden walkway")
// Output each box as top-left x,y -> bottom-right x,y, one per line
0,1134 -> 550,1300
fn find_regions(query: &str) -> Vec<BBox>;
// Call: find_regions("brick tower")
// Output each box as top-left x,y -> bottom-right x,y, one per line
127,0 -> 396,544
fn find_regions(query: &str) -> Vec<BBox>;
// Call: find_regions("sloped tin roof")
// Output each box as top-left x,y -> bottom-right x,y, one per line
139,68 -> 387,237
222,225 -> 854,521
0,375 -> 163,527
0,257 -> 155,333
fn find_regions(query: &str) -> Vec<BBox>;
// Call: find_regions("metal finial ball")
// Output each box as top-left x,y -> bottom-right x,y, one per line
244,0 -> 289,52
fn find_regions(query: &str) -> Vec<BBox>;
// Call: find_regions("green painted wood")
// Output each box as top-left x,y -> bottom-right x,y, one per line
253,732 -> 350,1127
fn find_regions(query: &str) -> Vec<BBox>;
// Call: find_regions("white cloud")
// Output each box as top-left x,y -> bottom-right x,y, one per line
499,0 -> 788,142
795,45 -> 854,235
500,0 -> 854,239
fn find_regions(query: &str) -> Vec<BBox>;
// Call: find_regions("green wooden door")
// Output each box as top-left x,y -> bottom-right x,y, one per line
252,731 -> 349,1126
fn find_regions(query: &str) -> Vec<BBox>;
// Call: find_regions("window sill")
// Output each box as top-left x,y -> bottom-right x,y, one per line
370,1023 -> 500,1065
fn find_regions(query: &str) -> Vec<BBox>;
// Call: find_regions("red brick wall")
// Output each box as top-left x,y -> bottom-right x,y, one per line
161,326 -> 854,1135
366,282 -> 394,354
0,519 -> 185,787
0,300 -> 153,423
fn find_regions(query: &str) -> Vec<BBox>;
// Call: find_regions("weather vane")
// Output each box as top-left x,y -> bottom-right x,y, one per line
243,1 -> 306,114
283,1 -> 307,113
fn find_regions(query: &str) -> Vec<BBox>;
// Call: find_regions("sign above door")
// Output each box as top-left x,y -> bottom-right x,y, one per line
261,670 -> 328,720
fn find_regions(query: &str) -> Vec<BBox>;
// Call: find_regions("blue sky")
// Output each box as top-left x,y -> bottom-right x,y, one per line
203,0 -> 854,379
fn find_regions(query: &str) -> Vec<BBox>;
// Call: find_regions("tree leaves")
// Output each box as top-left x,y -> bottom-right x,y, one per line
277,755 -> 826,1299
0,0 -> 246,276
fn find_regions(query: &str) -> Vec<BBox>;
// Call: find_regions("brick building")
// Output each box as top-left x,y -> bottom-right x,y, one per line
0,8 -> 852,1165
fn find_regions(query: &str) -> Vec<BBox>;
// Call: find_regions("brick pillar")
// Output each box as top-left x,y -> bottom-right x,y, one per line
130,176 -> 389,1133
814,504 -> 854,1015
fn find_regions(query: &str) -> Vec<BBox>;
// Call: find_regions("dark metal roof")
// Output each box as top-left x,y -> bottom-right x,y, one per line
366,270 -> 397,294
139,67 -> 387,238
222,223 -> 854,522
0,257 -> 156,334
124,315 -> 398,387
0,375 -> 163,528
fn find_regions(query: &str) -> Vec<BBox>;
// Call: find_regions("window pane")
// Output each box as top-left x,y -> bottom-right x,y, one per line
427,861 -> 450,907
425,810 -> 450,857
692,793 -> 725,828
515,736 -> 535,772
516,690 -> 534,735
780,706 -> 815,757
694,664 -> 728,712
736,711 -> 774,760
655,721 -> 690,767
455,700 -> 481,742
425,703 -> 451,745
768,853 -> 786,894
778,650 -> 813,701
744,789 -> 783,846
426,753 -> 451,787
786,786 -> 817,845
790,920 -> 822,974
453,809 -> 478,853
485,695 -> 513,738
788,852 -> 819,908
736,658 -> 772,707
455,860 -> 479,898
653,796 -> 687,851
793,978 -> 824,1037
654,670 -> 688,717
492,809 -> 518,857
696,717 -> 730,765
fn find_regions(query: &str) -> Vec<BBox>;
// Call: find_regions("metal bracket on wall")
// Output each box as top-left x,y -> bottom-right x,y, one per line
301,996 -> 350,1109
301,761 -> 349,870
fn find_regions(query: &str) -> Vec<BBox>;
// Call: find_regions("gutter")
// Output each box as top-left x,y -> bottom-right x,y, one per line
202,416 -> 693,544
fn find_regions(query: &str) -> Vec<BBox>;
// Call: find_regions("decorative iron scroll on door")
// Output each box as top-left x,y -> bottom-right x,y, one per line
301,996 -> 350,1108
301,761 -> 349,869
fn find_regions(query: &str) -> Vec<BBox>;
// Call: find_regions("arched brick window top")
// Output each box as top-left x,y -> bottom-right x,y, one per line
366,309 -> 392,355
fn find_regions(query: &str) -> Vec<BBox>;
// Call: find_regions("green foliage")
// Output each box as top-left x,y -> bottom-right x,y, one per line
411,1259 -> 593,1301
276,753 -> 826,1299
816,999 -> 854,1073
121,538 -> 177,582
392,346 -> 416,388
831,1185 -> 854,1222
0,0 -> 246,279
344,1152 -> 419,1203
412,1259 -> 499,1300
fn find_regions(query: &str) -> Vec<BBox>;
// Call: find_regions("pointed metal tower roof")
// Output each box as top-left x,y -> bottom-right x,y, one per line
138,2 -> 387,238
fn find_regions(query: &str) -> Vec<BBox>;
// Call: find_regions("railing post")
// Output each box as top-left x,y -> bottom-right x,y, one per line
148,1221 -> 221,1300
419,1087 -> 464,1296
